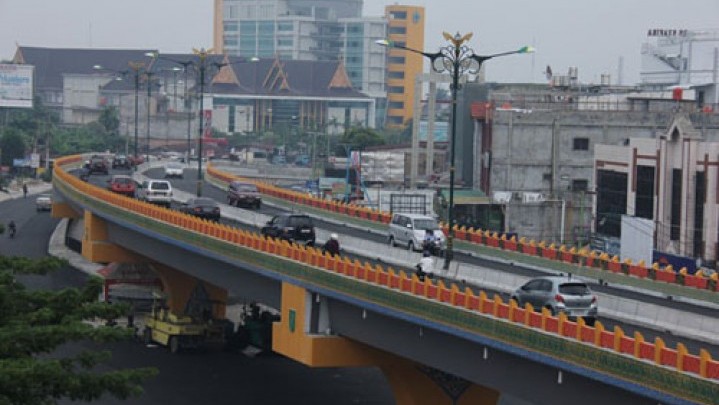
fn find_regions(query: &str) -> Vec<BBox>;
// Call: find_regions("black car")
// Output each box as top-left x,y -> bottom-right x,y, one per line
112,154 -> 131,169
87,155 -> 109,175
261,214 -> 315,246
178,197 -> 221,221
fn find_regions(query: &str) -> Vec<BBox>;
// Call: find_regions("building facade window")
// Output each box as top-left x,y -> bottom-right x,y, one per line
596,169 -> 627,237
388,101 -> 404,109
571,179 -> 588,191
388,56 -> 405,64
388,26 -> 407,35
670,169 -> 682,241
694,170 -> 706,257
388,86 -> 404,94
573,137 -> 589,151
635,165 -> 654,220
387,116 -> 404,125
389,11 -> 407,20
388,71 -> 405,79
277,22 -> 293,31
224,22 -> 238,32
278,38 -> 293,47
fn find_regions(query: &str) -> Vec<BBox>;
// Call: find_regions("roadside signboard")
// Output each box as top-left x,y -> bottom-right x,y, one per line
0,64 -> 33,108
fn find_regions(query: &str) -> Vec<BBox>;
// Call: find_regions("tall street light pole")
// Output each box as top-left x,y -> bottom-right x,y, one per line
194,48 -> 212,197
377,33 -> 533,270
150,50 -> 258,196
145,71 -> 156,164
94,61 -> 146,162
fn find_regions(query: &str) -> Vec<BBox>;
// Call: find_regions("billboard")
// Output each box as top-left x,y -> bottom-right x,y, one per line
0,64 -> 33,108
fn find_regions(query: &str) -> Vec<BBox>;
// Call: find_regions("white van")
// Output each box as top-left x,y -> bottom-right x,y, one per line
388,213 -> 446,252
137,180 -> 173,207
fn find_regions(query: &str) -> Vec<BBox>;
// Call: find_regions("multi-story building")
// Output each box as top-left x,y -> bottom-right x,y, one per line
216,0 -> 386,127
640,28 -> 719,106
12,46 -> 372,151
384,4 -> 424,128
594,114 -> 719,266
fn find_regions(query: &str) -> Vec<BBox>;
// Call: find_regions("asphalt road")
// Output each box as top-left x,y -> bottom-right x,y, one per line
136,167 -> 719,358
1,185 -> 395,405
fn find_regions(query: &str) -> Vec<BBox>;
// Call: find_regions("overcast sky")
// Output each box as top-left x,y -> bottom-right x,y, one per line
1,0 -> 717,85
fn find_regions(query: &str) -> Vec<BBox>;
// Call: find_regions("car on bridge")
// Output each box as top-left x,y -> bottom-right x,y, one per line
112,154 -> 131,169
87,155 -> 109,175
511,276 -> 598,326
107,175 -> 136,197
388,213 -> 446,254
136,179 -> 173,207
261,213 -> 315,246
226,181 -> 261,209
178,197 -> 221,221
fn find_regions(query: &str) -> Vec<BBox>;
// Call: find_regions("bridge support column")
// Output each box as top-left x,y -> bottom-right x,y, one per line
51,201 -> 81,219
151,264 -> 228,319
81,210 -> 142,264
273,282 -> 499,405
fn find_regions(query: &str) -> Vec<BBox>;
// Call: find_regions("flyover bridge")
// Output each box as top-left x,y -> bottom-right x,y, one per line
51,155 -> 719,405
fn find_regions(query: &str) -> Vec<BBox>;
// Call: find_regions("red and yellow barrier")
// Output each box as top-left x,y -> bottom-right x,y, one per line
53,157 -> 719,381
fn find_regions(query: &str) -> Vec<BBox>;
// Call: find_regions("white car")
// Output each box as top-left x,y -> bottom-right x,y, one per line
164,163 -> 184,179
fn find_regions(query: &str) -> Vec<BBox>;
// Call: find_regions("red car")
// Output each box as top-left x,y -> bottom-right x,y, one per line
108,175 -> 136,197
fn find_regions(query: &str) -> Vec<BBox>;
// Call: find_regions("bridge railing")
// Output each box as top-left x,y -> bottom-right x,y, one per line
206,164 -> 719,301
53,156 -> 719,403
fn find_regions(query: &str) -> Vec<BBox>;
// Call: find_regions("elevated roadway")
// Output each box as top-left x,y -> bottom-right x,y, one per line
50,156 -> 719,405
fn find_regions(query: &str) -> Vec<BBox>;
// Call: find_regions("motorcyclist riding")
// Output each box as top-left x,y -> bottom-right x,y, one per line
8,220 -> 16,238
415,250 -> 434,282
422,228 -> 438,255
322,233 -> 340,257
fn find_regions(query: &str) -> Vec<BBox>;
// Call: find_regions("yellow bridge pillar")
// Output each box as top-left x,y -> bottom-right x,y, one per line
81,210 -> 142,264
151,264 -> 228,319
273,282 -> 499,405
51,201 -> 81,219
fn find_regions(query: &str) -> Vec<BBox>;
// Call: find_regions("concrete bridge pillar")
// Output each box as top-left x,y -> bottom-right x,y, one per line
81,210 -> 143,264
273,282 -> 499,405
51,201 -> 81,219
151,264 -> 228,319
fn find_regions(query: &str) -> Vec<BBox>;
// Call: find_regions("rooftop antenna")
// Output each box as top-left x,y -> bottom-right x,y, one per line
617,56 -> 624,86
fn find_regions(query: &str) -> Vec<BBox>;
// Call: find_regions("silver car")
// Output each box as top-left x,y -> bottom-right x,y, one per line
36,194 -> 52,212
511,276 -> 597,326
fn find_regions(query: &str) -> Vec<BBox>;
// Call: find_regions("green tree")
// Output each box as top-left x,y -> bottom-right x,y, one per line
0,128 -> 27,166
0,256 -> 157,404
339,127 -> 385,151
98,106 -> 120,136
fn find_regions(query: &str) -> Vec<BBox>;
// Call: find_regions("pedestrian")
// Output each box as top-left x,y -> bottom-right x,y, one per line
22,183 -> 28,198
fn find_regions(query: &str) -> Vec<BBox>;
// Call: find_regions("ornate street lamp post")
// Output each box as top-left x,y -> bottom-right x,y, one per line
149,50 -> 258,195
377,33 -> 533,270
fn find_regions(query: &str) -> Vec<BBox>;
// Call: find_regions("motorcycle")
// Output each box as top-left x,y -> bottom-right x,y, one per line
421,239 -> 443,257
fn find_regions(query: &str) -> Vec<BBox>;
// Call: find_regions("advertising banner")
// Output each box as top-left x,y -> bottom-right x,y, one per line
0,64 -> 33,108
